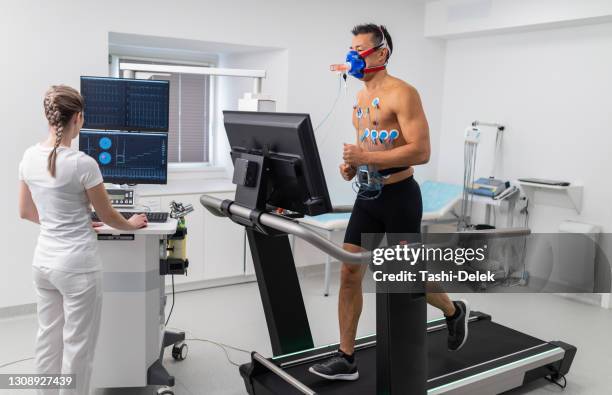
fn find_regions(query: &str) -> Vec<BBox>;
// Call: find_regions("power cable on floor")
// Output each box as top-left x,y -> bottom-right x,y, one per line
0,357 -> 34,370
185,338 -> 251,367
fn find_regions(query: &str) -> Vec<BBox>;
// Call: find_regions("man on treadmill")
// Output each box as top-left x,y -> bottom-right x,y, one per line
310,24 -> 470,381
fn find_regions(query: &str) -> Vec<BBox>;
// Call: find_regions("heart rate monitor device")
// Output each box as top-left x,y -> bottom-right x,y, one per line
106,188 -> 135,208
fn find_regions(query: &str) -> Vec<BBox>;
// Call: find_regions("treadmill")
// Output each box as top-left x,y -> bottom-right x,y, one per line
238,313 -> 574,395
200,111 -> 576,395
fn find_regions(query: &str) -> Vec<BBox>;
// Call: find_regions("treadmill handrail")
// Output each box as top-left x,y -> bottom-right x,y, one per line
200,194 -> 531,265
252,352 -> 317,395
201,194 -> 369,264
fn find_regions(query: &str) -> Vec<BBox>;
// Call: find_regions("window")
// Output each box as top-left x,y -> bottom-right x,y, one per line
122,60 -> 213,164
161,72 -> 211,163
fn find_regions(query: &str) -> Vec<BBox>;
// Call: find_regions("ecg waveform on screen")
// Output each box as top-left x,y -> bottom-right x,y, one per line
82,79 -> 124,128
125,83 -> 169,130
81,78 -> 169,132
79,131 -> 167,184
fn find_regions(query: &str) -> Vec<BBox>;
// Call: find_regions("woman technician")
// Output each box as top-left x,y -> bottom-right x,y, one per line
18,85 -> 147,394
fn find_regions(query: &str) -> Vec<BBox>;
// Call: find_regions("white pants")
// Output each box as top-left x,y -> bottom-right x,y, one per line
33,266 -> 103,395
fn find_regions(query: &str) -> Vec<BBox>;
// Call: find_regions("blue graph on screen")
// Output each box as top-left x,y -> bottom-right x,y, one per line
81,77 -> 169,132
79,130 -> 167,184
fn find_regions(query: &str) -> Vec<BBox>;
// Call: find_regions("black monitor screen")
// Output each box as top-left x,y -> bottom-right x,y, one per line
80,76 -> 169,132
79,130 -> 167,185
223,111 -> 332,216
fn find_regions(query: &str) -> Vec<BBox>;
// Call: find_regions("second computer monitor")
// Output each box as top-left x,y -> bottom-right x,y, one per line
80,76 -> 170,132
79,130 -> 168,185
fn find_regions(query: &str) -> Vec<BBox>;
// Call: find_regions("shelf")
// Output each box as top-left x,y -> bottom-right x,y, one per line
469,187 -> 520,207
517,181 -> 583,213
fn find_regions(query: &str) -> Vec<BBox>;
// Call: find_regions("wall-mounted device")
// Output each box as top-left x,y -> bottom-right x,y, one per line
106,188 -> 134,208
459,120 -> 508,229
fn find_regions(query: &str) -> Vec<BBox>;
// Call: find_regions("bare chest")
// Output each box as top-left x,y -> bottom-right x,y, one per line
352,93 -> 403,147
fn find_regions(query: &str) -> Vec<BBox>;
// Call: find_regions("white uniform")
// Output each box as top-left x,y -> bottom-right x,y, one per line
20,143 -> 104,395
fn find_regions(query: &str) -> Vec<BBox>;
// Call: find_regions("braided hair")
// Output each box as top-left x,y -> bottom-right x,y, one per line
43,85 -> 84,177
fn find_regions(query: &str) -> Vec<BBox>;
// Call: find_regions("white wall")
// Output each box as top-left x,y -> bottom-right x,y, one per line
425,0 -> 612,38
216,49 -> 290,175
1,0 -> 445,309
436,21 -> 612,233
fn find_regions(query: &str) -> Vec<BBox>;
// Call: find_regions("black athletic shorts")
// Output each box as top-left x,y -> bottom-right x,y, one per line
344,176 -> 423,248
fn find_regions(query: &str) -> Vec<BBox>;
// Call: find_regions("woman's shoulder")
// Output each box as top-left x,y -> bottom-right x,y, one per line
71,150 -> 99,171
21,143 -> 43,161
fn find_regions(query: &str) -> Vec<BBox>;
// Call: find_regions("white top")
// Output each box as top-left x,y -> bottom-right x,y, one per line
19,144 -> 104,273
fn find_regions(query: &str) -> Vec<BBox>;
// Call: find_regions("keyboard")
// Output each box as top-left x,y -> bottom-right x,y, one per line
91,211 -> 169,223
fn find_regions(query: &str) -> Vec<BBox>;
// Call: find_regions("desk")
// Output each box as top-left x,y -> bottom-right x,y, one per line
92,219 -> 181,393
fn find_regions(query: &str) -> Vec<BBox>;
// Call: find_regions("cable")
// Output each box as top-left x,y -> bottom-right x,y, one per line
165,275 -> 175,326
545,374 -> 567,389
185,338 -> 251,367
0,357 -> 34,370
315,73 -> 346,145
166,326 -> 251,368
460,140 -> 478,229
491,127 -> 504,177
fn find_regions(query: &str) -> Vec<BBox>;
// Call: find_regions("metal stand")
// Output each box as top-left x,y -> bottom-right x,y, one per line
247,229 -> 314,355
377,293 -> 427,395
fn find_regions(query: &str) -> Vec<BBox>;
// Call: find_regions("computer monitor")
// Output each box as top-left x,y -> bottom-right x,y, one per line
80,76 -> 169,132
223,111 -> 332,216
79,129 -> 168,185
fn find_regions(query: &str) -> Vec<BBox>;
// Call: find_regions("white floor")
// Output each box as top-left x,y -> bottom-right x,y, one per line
0,268 -> 610,395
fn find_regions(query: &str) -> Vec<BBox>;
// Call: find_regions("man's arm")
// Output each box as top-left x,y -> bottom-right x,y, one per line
340,93 -> 364,181
344,85 -> 431,168
18,181 -> 39,224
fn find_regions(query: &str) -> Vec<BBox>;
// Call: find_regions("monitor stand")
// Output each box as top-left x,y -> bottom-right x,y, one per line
225,150 -> 315,356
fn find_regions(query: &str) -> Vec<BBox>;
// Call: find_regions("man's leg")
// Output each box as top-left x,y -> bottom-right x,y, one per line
310,196 -> 382,381
309,243 -> 366,380
426,283 -> 455,317
426,283 -> 470,351
383,177 -> 470,351
338,243 -> 368,355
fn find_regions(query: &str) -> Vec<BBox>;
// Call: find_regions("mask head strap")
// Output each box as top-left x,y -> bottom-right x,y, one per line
358,25 -> 389,69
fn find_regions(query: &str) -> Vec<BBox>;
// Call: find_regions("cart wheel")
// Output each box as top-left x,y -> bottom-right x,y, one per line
157,388 -> 174,395
172,343 -> 188,361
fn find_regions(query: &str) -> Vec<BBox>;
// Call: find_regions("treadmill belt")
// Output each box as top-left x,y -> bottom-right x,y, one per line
250,319 -> 560,395
257,346 -> 377,394
428,319 -> 556,389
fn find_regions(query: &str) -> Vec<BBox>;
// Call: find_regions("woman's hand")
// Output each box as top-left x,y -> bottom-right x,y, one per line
128,214 -> 148,230
343,144 -> 368,167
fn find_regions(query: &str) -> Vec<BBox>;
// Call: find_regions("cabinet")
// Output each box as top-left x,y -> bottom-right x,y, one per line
203,192 -> 246,279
